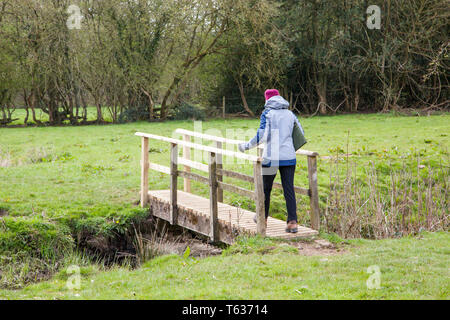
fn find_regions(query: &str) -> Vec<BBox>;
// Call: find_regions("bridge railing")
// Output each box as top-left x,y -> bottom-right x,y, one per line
136,129 -> 320,242
136,131 -> 265,242
174,129 -> 320,231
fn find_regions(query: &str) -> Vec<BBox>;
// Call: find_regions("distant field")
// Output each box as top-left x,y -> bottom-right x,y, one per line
7,107 -> 114,125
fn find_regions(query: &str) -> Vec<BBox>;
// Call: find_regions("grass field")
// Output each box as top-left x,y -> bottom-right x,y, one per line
0,113 -> 449,298
0,232 -> 448,299
1,113 -> 448,220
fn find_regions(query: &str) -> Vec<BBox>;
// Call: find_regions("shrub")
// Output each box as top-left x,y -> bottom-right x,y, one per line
171,102 -> 205,121
118,106 -> 150,123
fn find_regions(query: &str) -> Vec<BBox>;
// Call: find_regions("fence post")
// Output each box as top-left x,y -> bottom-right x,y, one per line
257,147 -> 263,158
183,134 -> 191,193
216,141 -> 223,203
307,155 -> 320,230
209,152 -> 219,242
254,160 -> 266,236
222,96 -> 226,118
170,143 -> 178,225
140,137 -> 149,208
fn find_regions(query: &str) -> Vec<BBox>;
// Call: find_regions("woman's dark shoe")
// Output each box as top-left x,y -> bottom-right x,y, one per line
285,221 -> 298,233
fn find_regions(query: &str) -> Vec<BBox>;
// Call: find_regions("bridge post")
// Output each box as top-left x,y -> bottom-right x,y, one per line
209,152 -> 219,242
183,134 -> 191,193
257,147 -> 263,158
216,141 -> 223,203
140,137 -> 149,208
307,155 -> 320,230
254,160 -> 266,236
170,143 -> 178,225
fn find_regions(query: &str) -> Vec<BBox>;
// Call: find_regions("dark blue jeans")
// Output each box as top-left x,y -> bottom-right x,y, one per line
263,165 -> 297,223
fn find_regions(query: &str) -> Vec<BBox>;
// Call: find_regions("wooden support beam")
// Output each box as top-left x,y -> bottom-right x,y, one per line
216,141 -> 223,203
178,170 -> 209,185
254,160 -> 266,236
183,134 -> 191,193
209,152 -> 219,242
178,157 -> 208,172
217,169 -> 254,183
217,181 -> 256,200
140,137 -> 149,208
307,155 -> 320,230
149,162 -> 170,175
170,143 -> 178,225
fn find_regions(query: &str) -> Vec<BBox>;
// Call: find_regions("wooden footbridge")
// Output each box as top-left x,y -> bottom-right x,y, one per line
136,129 -> 320,244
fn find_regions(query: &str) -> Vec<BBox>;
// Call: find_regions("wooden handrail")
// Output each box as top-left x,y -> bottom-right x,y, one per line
178,157 -> 208,172
135,132 -> 261,162
149,162 -> 170,174
175,128 -> 319,157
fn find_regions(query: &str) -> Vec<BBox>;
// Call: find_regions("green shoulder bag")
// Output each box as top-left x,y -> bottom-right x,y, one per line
292,122 -> 307,151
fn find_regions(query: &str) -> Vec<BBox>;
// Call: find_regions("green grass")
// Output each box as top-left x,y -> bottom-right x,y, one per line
1,113 -> 448,221
0,113 -> 449,296
0,232 -> 448,300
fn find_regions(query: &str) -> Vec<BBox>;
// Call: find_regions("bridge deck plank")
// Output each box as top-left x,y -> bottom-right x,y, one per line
148,190 -> 318,242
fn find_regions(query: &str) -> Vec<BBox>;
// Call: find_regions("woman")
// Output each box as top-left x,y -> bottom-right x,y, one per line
238,89 -> 304,233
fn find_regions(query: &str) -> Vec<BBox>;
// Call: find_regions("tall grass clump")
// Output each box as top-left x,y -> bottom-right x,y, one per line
132,223 -> 183,266
0,216 -> 75,288
323,147 -> 449,239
